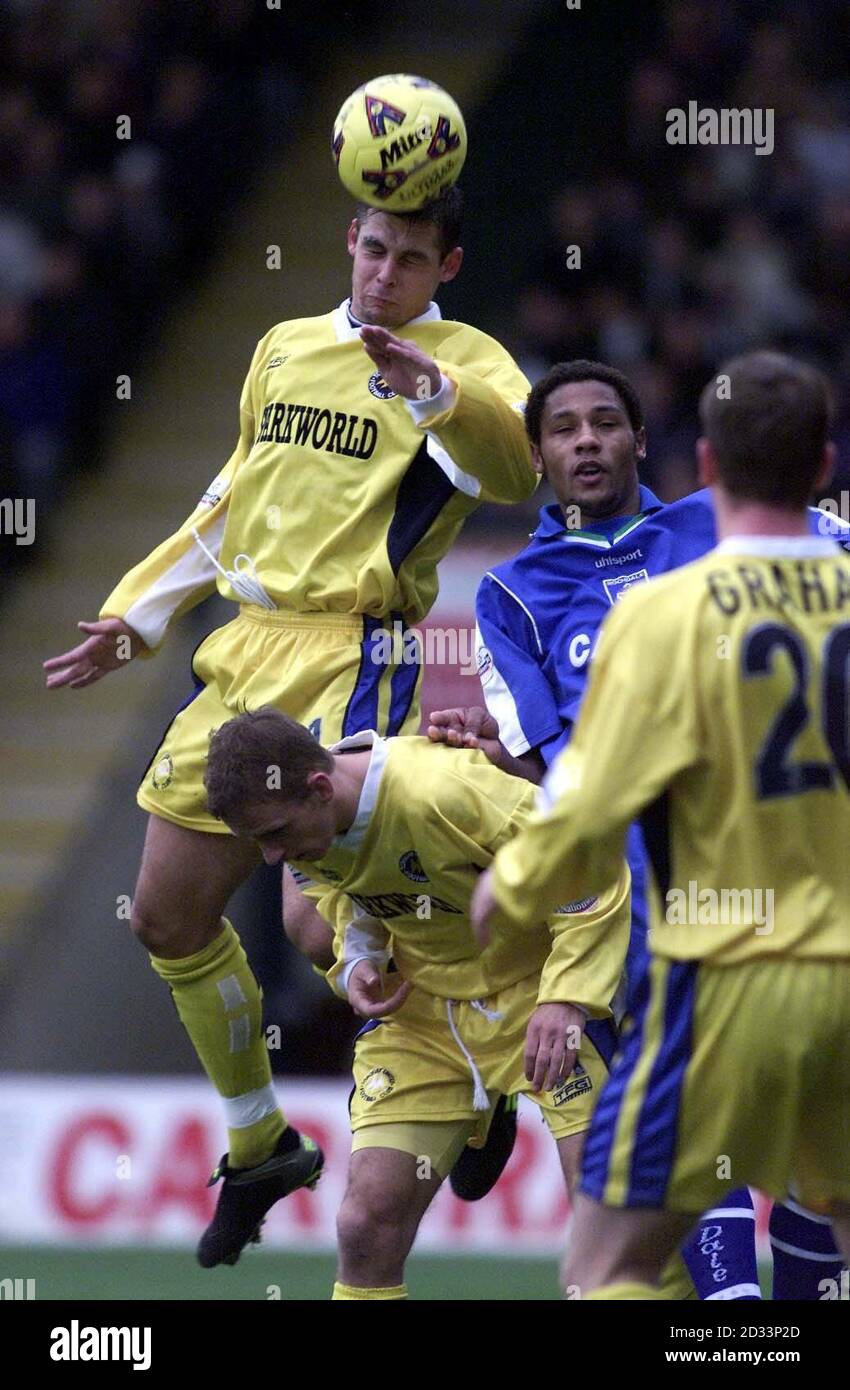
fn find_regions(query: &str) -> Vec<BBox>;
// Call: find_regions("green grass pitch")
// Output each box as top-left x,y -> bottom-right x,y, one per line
0,1246 -> 562,1301
0,1247 -> 773,1300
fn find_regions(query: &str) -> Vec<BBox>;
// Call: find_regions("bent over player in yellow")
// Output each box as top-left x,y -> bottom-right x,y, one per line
43,189 -> 536,1266
473,351 -> 850,1298
204,707 -> 629,1300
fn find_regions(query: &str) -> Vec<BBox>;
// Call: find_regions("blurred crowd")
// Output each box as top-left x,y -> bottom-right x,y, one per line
4,0 -> 849,554
0,0 -> 306,561
513,0 -> 850,500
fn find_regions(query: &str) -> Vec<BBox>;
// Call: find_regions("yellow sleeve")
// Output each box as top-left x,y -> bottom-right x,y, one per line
490,594 -> 701,927
416,332 -> 535,504
98,334 -> 266,650
536,867 -> 631,1016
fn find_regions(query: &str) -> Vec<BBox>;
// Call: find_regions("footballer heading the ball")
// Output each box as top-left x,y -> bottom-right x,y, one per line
332,73 -> 467,212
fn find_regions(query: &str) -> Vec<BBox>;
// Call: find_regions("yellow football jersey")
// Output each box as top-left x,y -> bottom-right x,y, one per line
491,535 -> 850,965
292,732 -> 629,1012
100,302 -> 534,648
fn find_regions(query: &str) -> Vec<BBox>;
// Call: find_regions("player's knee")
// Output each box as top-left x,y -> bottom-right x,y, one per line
337,1183 -> 410,1263
130,899 -> 175,954
129,897 -> 214,957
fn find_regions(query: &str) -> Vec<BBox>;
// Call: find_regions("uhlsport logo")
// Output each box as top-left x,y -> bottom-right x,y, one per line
602,569 -> 649,605
199,477 -> 227,508
368,370 -> 397,400
151,753 -> 174,790
399,850 -> 428,883
359,1067 -> 396,1103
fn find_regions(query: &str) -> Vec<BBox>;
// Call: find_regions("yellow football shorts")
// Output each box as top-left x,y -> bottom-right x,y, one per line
349,972 -> 615,1175
581,955 -> 850,1216
138,605 -> 422,831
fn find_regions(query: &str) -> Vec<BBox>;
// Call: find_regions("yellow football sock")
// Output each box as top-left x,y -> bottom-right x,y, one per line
150,919 -> 285,1168
332,1283 -> 408,1300
583,1281 -> 667,1300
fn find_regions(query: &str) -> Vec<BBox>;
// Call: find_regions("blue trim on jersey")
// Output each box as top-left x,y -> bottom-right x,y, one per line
579,964 -> 651,1200
387,613 -> 420,734
386,437 -> 456,576
624,820 -> 650,989
580,960 -> 698,1205
354,1017 -> 384,1039
627,960 -> 698,1205
342,615 -> 384,737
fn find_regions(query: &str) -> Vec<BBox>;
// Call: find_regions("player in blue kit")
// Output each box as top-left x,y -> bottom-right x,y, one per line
431,358 -> 847,1300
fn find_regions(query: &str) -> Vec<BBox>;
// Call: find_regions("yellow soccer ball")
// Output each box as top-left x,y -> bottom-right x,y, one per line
332,73 -> 467,212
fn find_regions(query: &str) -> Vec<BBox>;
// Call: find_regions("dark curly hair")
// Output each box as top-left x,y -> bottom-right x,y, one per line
524,359 -> 644,447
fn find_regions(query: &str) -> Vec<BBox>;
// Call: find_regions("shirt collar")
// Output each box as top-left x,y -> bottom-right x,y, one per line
331,298 -> 442,344
533,485 -> 664,539
713,535 -> 841,557
328,730 -> 389,851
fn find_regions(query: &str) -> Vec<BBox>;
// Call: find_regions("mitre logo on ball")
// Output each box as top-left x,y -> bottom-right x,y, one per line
332,74 -> 467,212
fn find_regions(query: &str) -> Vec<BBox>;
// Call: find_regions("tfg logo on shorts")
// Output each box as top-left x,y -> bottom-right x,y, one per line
50,1321 -> 151,1371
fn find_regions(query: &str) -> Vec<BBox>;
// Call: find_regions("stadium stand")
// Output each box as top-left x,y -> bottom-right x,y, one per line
503,1 -> 850,499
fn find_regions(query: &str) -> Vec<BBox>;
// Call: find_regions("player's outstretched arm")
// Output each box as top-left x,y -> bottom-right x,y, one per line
347,960 -> 412,1019
43,617 -> 148,690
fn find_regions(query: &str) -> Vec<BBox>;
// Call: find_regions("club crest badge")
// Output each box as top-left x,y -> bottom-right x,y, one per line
359,1067 -> 396,1102
476,646 -> 493,685
151,753 -> 174,790
602,569 -> 649,605
368,370 -> 397,400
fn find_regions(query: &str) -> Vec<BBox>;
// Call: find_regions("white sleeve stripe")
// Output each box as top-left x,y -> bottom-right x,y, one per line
424,432 -> 481,499
482,572 -> 543,654
475,622 -> 533,757
122,512 -> 226,649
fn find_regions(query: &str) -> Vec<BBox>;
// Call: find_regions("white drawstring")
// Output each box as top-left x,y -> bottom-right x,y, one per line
470,999 -> 503,1023
446,1000 -> 499,1111
192,528 -> 276,611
